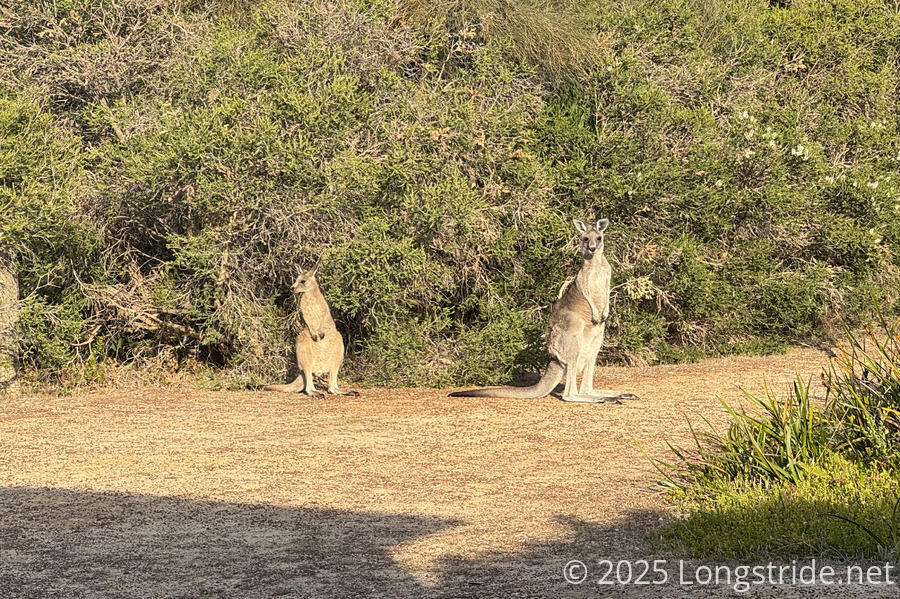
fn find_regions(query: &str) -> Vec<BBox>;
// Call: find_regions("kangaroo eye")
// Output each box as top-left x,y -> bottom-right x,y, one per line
582,236 -> 588,241
300,280 -> 306,284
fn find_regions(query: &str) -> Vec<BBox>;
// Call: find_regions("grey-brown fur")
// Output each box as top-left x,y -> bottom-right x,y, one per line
450,219 -> 638,403
263,266 -> 357,398
0,247 -> 19,396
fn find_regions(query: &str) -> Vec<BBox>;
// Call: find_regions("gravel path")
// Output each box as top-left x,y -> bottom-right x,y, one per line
2,348 -> 894,597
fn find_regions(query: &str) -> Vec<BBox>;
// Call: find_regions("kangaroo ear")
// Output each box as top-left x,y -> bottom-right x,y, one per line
574,219 -> 587,233
596,218 -> 609,232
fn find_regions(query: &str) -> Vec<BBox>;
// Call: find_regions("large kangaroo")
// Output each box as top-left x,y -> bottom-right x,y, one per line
264,265 -> 357,398
450,219 -> 638,403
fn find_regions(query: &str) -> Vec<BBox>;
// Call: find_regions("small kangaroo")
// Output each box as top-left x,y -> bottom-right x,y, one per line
263,265 -> 357,398
450,218 -> 638,403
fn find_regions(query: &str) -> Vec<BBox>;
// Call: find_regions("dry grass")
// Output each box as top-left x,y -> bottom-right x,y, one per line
1,348 -> 894,597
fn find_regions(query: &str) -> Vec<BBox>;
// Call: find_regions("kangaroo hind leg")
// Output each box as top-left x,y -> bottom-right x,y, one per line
559,358 -> 612,402
327,369 -> 359,397
559,330 -> 614,403
302,369 -> 325,399
569,324 -> 639,402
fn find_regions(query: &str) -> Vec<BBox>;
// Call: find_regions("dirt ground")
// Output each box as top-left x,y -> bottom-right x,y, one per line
1,348 -> 896,598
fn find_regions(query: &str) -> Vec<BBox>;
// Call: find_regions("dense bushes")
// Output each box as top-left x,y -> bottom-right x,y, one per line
2,0 -> 899,387
658,317 -> 900,558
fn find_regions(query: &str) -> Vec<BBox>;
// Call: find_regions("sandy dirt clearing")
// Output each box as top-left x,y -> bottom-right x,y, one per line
1,348 -> 893,597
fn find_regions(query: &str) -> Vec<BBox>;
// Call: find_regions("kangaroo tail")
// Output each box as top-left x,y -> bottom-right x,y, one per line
449,360 -> 564,399
262,375 -> 304,393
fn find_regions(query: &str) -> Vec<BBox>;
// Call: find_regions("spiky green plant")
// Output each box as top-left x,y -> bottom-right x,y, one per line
827,311 -> 900,466
652,377 -> 830,489
655,313 -> 900,559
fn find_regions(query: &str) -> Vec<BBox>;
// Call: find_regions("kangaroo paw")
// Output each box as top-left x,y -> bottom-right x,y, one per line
587,389 -> 640,401
560,394 -> 622,404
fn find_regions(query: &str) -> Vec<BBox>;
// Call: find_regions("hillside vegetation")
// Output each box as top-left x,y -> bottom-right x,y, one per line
2,0 -> 899,387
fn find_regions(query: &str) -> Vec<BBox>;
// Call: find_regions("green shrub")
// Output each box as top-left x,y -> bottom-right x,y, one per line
2,0 -> 899,387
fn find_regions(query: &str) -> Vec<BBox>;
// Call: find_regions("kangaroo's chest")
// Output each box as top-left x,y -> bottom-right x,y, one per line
577,264 -> 611,304
300,293 -> 333,327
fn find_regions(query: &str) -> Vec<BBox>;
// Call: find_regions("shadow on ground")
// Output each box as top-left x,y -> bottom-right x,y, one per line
0,485 -> 675,598
1,486 -> 885,598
